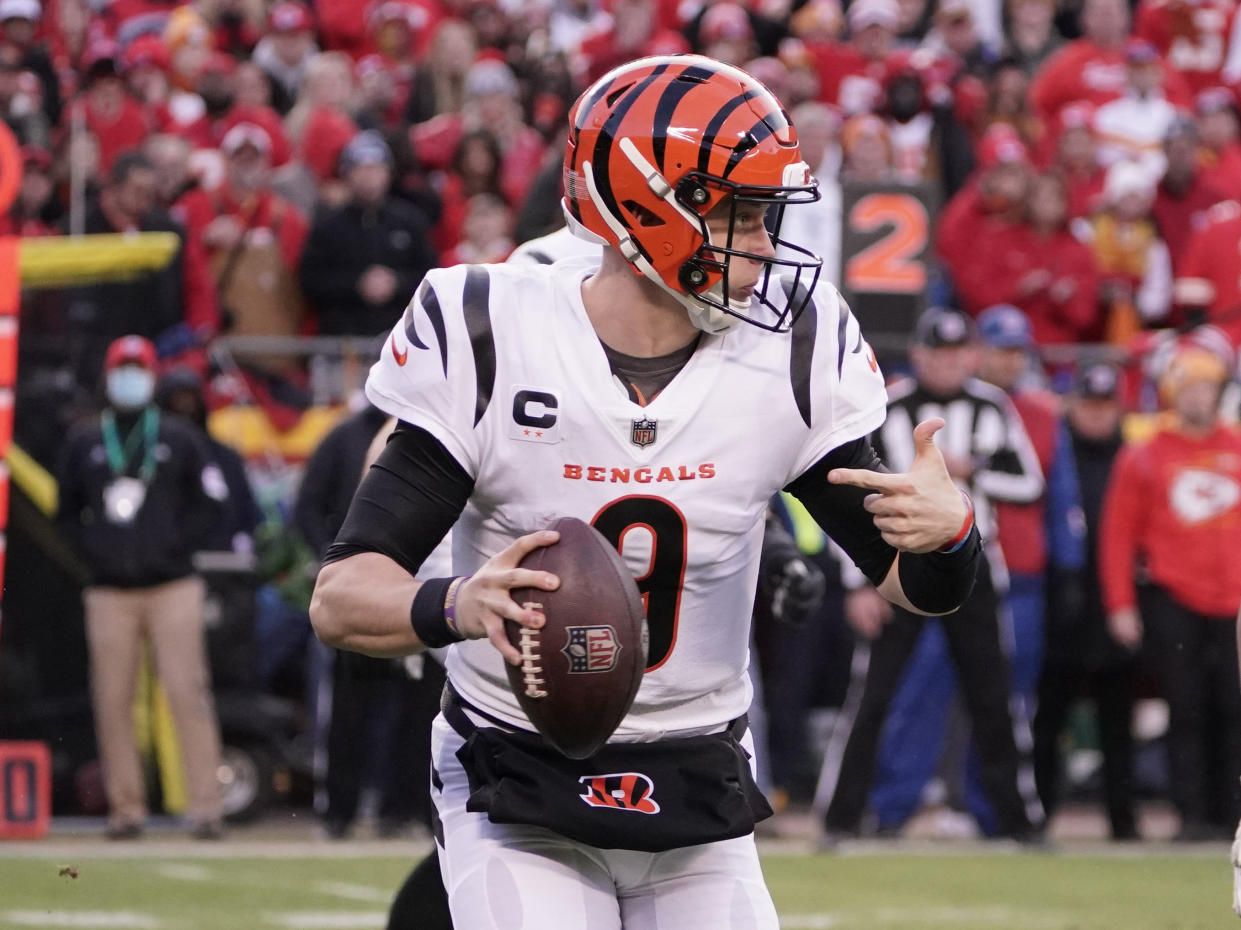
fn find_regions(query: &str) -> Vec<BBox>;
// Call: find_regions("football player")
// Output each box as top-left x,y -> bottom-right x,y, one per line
311,55 -> 981,929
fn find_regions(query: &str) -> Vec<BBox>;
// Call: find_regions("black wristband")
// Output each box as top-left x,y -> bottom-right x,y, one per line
896,525 -> 982,614
410,576 -> 465,648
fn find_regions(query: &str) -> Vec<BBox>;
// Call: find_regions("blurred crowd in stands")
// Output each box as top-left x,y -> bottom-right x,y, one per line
7,0 -> 1241,840
6,0 -> 1241,381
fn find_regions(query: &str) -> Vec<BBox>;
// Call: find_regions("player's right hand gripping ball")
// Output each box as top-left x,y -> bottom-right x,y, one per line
507,516 -> 648,759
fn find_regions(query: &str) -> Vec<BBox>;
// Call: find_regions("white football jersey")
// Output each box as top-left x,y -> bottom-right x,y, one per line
506,226 -> 599,266
366,256 -> 886,739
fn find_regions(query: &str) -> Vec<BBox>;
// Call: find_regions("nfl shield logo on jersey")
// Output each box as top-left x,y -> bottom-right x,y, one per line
631,417 -> 657,447
562,625 -> 622,673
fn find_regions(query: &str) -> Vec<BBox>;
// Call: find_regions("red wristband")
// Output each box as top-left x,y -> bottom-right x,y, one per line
937,490 -> 975,553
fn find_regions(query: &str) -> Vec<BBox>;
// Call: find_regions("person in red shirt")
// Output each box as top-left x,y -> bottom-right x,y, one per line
1174,199 -> 1241,344
1047,101 -> 1106,219
200,122 -> 309,289
314,0 -> 444,58
1194,85 -> 1241,201
440,190 -> 513,266
179,52 -> 292,167
119,34 -> 174,127
574,0 -> 688,85
1153,117 -> 1228,279
942,170 -> 1096,341
410,58 -> 545,209
811,0 -> 899,114
72,42 -> 150,175
430,126 -> 502,253
1100,336 -> 1241,840
359,1 -> 428,117
1,143 -> 58,235
778,37 -> 826,108
936,125 -> 1032,314
205,0 -> 262,59
271,104 -> 356,218
697,2 -> 758,68
1,0 -> 62,128
1014,172 -> 1102,345
99,0 -> 182,47
1135,0 -> 1238,96
1030,0 -> 1191,125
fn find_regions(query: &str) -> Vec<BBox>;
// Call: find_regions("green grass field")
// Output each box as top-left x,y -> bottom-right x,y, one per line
0,846 -> 1234,929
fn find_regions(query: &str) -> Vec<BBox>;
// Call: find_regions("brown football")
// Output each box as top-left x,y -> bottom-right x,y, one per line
506,516 -> 648,759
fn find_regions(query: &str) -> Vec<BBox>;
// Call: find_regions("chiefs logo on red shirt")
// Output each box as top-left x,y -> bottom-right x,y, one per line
1169,467 -> 1241,524
578,772 -> 660,814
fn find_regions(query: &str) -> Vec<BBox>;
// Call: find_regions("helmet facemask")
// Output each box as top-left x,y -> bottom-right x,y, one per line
674,171 -> 822,334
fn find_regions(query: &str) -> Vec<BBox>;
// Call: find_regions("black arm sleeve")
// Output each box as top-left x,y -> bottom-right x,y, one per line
784,436 -> 981,613
784,436 -> 897,587
323,422 -> 474,578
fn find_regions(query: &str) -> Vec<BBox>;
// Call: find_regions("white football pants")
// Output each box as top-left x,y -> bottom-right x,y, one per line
430,713 -> 779,930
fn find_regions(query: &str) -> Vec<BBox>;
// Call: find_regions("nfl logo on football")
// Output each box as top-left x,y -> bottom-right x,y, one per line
631,417 -> 657,447
563,625 -> 621,673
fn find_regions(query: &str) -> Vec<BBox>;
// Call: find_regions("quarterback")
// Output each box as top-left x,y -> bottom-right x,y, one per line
311,55 -> 981,929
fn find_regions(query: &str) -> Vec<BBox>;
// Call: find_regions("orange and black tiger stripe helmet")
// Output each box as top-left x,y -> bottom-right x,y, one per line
563,54 -> 822,333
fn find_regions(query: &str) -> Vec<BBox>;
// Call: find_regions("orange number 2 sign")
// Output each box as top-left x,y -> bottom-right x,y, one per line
843,192 -> 929,295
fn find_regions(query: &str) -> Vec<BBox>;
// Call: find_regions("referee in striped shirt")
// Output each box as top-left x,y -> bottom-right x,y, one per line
821,307 -> 1045,844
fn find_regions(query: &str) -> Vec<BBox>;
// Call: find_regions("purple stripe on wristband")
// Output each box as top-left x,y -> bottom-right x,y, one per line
443,574 -> 471,637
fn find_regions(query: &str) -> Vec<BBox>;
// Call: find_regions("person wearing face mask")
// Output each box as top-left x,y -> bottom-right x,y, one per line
55,335 -> 227,841
156,366 -> 261,554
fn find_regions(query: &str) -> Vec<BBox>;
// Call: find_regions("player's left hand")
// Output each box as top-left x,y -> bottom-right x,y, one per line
827,418 -> 969,553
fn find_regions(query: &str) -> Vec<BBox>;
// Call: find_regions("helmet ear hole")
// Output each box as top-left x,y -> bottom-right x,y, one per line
679,262 -> 709,290
678,179 -> 711,208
